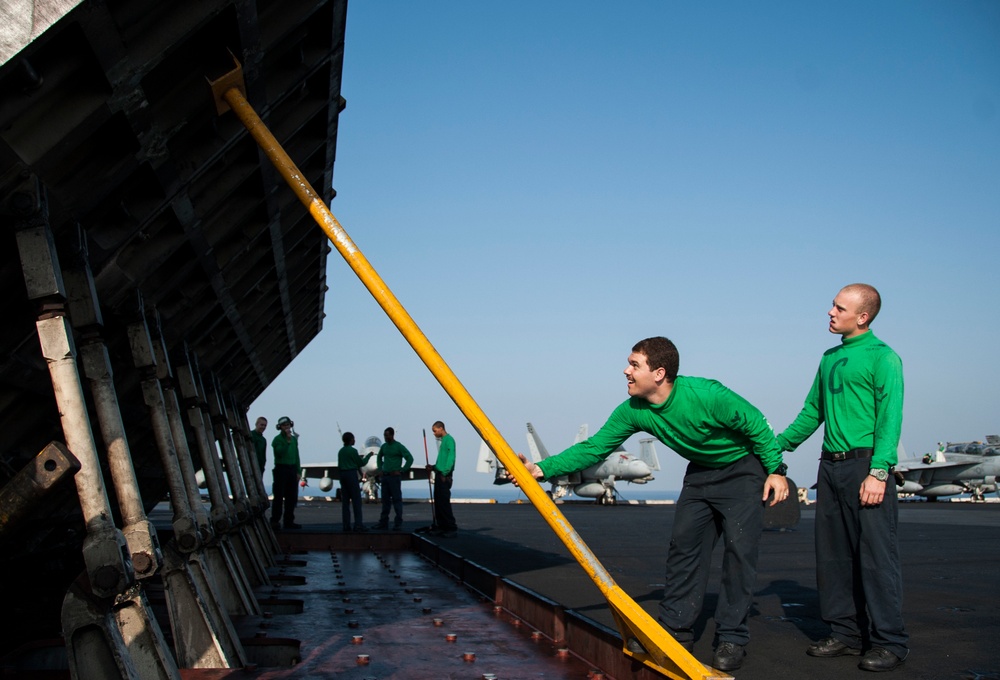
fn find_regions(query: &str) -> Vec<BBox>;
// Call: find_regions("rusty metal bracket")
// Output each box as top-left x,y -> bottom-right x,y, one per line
0,442 -> 80,537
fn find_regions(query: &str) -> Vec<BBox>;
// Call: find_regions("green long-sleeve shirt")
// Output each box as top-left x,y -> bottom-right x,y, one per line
338,445 -> 372,471
377,440 -> 413,473
433,434 -> 456,475
272,433 -> 300,468
250,430 -> 267,472
536,375 -> 784,479
777,331 -> 903,471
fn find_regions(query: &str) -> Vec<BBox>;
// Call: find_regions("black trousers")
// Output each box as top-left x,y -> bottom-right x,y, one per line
657,455 -> 766,646
379,474 -> 403,526
815,457 -> 908,658
271,464 -> 298,526
339,469 -> 363,529
433,471 -> 457,531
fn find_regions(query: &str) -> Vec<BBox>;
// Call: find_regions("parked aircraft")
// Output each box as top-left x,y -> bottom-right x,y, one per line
299,434 -> 431,500
895,435 -> 1000,501
477,423 -> 660,504
938,435 -> 1000,457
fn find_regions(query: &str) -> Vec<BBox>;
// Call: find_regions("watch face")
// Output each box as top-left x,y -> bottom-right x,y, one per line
870,469 -> 888,481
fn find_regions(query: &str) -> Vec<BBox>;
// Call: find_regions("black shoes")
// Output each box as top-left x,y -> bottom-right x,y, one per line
372,523 -> 388,530
284,522 -> 302,530
806,637 -> 903,671
713,642 -> 746,671
807,636 -> 862,657
270,521 -> 281,531
859,647 -> 904,672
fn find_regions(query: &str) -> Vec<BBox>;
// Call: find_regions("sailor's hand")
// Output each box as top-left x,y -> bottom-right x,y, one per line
763,474 -> 789,506
859,476 -> 886,506
510,453 -> 543,488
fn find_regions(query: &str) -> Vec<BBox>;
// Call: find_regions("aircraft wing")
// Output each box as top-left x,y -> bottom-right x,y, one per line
392,467 -> 433,482
299,462 -> 431,482
895,458 -> 984,478
299,462 -> 340,479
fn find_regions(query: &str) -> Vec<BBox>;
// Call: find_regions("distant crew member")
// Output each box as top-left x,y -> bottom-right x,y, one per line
518,336 -> 788,672
373,427 -> 413,530
250,416 -> 268,480
271,416 -> 301,530
338,432 -> 373,532
778,283 -> 908,672
429,421 -> 458,537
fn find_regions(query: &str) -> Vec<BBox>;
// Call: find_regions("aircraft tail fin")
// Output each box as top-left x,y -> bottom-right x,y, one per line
475,439 -> 496,474
638,438 -> 661,471
525,422 -> 549,460
476,439 -> 513,485
526,422 -> 575,488
566,424 -> 590,484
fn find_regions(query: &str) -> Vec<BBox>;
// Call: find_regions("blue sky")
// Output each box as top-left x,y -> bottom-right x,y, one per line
250,1 -> 1000,494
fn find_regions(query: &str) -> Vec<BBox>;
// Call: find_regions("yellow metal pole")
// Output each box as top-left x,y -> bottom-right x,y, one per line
211,67 -> 727,680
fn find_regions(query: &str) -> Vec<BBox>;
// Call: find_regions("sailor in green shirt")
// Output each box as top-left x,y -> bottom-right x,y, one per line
521,336 -> 788,672
429,421 -> 457,536
374,427 -> 413,530
250,416 -> 268,480
338,432 -> 374,532
270,416 -> 301,530
777,283 -> 908,671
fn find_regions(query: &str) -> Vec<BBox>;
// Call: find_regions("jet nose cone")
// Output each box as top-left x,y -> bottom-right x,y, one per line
630,460 -> 651,476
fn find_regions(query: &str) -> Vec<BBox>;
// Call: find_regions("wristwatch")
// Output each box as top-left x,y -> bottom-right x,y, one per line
868,468 -> 889,482
772,463 -> 788,476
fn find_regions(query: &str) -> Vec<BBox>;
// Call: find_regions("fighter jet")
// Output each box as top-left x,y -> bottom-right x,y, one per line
477,423 -> 660,504
895,435 -> 1000,502
299,434 -> 431,500
939,436 -> 1000,457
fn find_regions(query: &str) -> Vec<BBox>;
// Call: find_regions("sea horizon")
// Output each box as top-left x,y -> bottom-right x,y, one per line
293,485 -> 684,503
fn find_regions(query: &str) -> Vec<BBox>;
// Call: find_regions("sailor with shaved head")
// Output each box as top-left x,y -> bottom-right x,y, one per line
778,283 -> 908,672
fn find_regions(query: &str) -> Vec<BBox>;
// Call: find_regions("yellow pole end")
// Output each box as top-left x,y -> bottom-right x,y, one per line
207,52 -> 247,116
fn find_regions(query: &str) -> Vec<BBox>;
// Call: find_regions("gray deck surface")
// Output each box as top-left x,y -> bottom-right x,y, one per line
283,498 -> 999,680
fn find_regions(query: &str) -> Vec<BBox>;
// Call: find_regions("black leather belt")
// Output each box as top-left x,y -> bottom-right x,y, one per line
822,448 -> 873,461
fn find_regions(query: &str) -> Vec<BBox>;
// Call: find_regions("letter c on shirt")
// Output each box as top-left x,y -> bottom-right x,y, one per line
828,357 -> 849,395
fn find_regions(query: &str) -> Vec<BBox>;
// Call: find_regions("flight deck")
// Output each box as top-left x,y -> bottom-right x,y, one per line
3,498 -> 998,679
